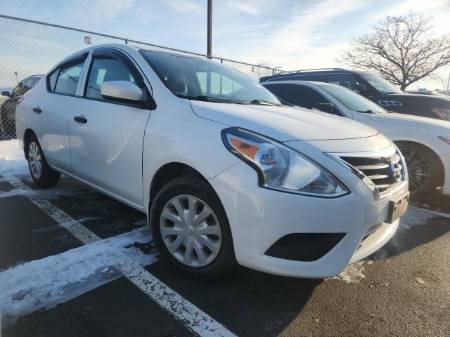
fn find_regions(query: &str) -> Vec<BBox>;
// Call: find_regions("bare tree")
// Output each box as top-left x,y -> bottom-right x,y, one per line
340,15 -> 450,90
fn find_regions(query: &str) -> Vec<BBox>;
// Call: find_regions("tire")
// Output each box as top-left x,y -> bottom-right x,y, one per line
25,133 -> 60,188
396,142 -> 442,200
149,177 -> 236,280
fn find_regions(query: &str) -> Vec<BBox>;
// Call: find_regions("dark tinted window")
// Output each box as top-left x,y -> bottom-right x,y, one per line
54,62 -> 84,95
85,57 -> 137,100
292,74 -> 328,82
12,82 -> 25,96
328,74 -> 366,91
265,84 -> 328,108
22,78 -> 33,90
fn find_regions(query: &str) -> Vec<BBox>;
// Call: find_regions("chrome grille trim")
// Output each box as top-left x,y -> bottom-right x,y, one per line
334,147 -> 407,196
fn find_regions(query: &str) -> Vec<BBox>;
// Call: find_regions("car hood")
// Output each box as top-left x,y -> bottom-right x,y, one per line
367,112 -> 450,132
387,93 -> 450,104
190,101 -> 379,142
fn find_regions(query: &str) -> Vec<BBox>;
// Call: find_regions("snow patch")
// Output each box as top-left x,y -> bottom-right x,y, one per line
0,188 -> 35,198
0,139 -> 28,176
331,260 -> 370,283
0,227 -> 157,327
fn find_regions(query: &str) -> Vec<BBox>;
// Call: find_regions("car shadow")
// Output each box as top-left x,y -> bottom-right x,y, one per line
147,263 -> 320,337
414,192 -> 450,214
369,206 -> 450,261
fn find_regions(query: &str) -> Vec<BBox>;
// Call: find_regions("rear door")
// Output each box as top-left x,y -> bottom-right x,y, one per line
35,56 -> 87,170
69,49 -> 152,207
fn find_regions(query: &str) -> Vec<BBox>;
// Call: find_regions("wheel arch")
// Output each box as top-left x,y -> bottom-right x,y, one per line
149,162 -> 213,209
394,140 -> 445,187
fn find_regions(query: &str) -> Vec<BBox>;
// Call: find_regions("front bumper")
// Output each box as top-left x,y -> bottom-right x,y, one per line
209,161 -> 408,278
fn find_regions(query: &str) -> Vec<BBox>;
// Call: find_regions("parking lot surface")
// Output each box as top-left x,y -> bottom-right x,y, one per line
0,140 -> 449,337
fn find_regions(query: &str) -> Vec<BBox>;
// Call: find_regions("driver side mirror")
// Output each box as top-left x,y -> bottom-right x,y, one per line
1,90 -> 11,97
314,102 -> 339,115
100,81 -> 145,103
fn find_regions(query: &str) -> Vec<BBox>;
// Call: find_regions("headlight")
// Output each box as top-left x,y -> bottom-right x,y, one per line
221,127 -> 349,197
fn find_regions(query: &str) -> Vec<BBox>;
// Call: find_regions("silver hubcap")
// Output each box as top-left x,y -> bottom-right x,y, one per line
160,195 -> 222,267
28,142 -> 42,179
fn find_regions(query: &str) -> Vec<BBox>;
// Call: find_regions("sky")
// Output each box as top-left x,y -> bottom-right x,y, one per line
0,0 -> 449,89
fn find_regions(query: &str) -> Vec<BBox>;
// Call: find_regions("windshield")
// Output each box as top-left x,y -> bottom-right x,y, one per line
140,50 -> 280,105
318,83 -> 387,113
360,72 -> 402,94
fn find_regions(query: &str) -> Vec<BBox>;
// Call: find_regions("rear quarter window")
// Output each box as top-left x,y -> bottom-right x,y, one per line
54,62 -> 84,95
48,70 -> 59,92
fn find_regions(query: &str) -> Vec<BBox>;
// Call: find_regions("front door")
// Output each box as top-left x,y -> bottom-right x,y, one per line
69,51 -> 151,207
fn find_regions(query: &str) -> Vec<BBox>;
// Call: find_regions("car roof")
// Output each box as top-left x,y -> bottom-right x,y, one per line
261,68 -> 364,82
49,43 -> 205,75
261,79 -> 332,88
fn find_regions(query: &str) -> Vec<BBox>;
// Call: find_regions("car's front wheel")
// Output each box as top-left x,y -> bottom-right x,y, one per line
26,134 -> 60,188
149,177 -> 235,280
396,142 -> 442,200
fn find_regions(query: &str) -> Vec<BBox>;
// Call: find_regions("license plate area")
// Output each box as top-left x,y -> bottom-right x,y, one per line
386,193 -> 409,223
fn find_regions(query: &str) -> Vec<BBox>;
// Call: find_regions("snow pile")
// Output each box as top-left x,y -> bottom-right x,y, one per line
0,139 -> 28,176
0,227 -> 157,327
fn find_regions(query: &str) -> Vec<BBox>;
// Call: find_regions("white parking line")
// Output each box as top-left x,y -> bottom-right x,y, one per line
1,174 -> 237,337
0,228 -> 154,327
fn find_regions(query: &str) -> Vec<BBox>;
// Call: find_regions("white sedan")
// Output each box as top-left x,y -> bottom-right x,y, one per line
16,44 -> 409,279
263,80 -> 450,199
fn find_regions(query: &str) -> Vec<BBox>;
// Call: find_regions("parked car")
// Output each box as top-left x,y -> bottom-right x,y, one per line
261,69 -> 450,121
16,44 -> 409,279
1,75 -> 43,137
262,80 -> 450,199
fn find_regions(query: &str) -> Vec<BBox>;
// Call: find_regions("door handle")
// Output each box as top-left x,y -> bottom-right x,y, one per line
74,115 -> 87,124
32,106 -> 42,114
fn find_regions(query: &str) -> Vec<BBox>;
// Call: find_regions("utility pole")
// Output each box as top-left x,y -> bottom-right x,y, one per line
207,0 -> 212,58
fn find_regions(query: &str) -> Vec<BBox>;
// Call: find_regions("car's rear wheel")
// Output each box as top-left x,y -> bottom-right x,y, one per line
149,177 -> 235,280
26,134 -> 60,188
396,142 -> 442,200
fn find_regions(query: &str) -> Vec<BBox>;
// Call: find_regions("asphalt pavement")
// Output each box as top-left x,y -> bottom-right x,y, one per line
0,172 -> 449,337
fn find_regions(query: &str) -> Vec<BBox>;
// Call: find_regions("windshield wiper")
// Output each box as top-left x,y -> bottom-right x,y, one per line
248,99 -> 280,106
357,109 -> 386,114
185,95 -> 232,103
184,95 -> 246,104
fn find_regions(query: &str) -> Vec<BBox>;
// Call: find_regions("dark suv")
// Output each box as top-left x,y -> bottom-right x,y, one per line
1,75 -> 43,138
261,68 -> 450,121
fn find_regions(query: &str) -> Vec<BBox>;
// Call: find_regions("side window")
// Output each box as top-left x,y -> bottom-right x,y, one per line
267,84 -> 328,108
85,57 -> 137,100
22,78 -> 33,91
48,70 -> 59,92
290,74 -> 328,82
54,62 -> 84,95
30,77 -> 41,88
12,82 -> 24,96
328,74 -> 366,92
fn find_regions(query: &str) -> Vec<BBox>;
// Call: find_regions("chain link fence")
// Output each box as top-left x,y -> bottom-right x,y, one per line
0,14 -> 281,140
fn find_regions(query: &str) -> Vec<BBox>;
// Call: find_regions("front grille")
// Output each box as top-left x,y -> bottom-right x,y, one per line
341,152 -> 404,193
